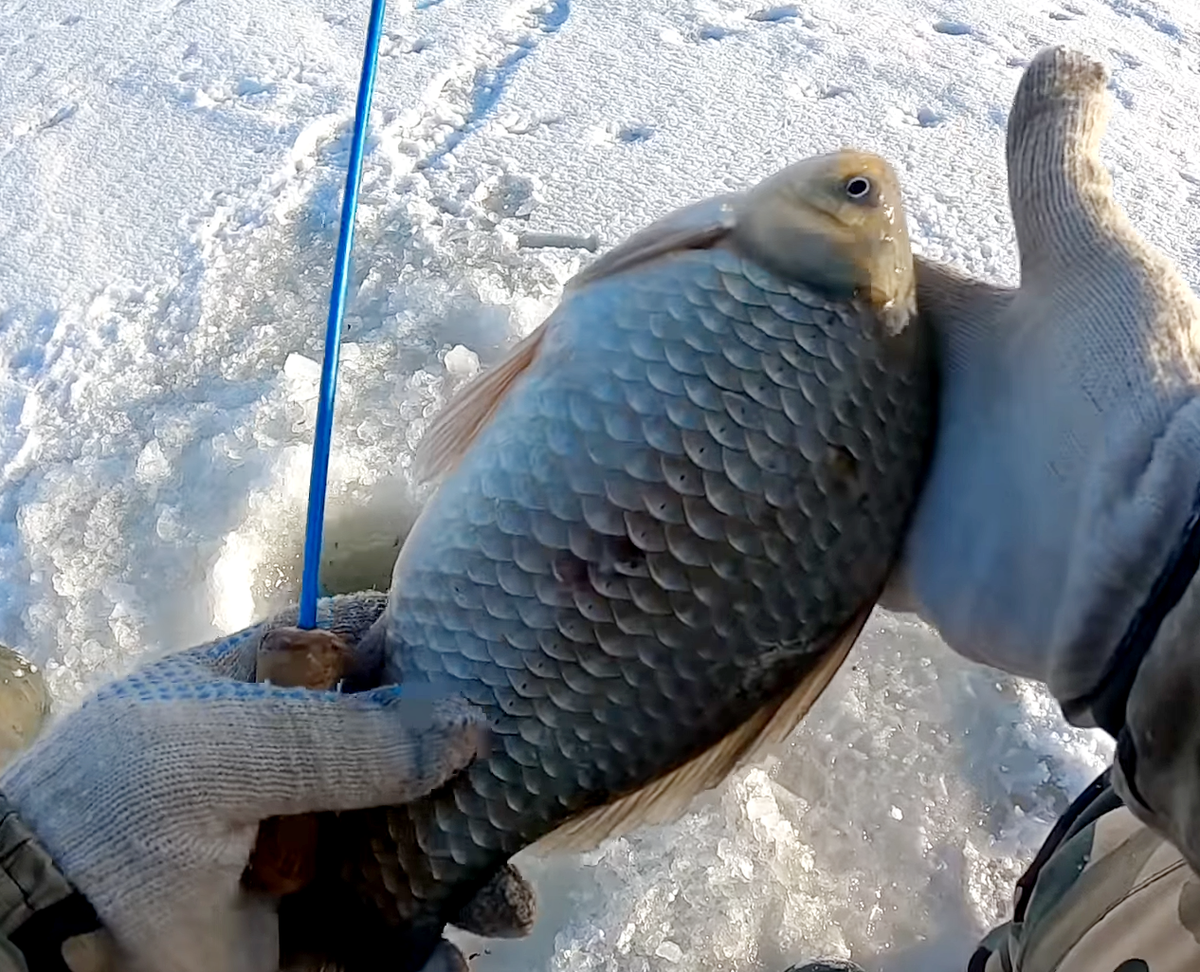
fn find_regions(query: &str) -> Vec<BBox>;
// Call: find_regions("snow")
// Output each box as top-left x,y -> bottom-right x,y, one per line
1,0 -> 1197,967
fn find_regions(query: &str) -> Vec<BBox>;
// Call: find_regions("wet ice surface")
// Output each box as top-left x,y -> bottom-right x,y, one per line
1,0 -> 1195,967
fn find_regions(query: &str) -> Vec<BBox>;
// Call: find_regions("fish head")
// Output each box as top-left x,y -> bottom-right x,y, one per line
732,149 -> 916,333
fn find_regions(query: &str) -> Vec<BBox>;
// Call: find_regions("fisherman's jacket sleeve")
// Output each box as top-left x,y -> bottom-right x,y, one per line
972,768 -> 1200,972
0,939 -> 26,972
0,792 -> 49,972
0,792 -> 102,972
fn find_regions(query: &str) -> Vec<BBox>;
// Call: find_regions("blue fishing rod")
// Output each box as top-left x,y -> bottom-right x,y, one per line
298,0 -> 388,631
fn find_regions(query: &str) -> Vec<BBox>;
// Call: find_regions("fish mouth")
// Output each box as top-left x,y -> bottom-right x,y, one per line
734,197 -> 898,305
787,197 -> 861,240
787,197 -> 914,329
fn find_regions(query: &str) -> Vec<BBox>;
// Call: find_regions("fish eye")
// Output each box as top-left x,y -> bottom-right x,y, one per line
844,176 -> 872,201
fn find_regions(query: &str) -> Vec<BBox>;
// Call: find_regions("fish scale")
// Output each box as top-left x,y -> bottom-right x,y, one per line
295,240 -> 934,970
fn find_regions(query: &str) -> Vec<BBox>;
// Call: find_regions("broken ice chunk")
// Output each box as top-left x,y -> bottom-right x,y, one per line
444,345 -> 481,379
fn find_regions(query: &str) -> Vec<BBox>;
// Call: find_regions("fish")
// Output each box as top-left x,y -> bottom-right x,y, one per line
280,149 -> 936,971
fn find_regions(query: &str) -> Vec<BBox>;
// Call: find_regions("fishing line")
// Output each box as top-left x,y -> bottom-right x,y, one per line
299,0 -> 388,631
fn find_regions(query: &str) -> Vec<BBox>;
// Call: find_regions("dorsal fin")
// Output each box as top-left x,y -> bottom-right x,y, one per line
413,195 -> 739,485
413,322 -> 549,483
531,605 -> 870,852
567,195 -> 738,291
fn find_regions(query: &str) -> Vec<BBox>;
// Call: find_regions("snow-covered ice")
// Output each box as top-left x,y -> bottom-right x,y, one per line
3,0 -> 1198,967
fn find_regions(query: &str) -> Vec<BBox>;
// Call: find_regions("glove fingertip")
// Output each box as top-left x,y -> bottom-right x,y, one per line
376,694 -> 492,797
1020,46 -> 1108,100
364,686 -> 490,735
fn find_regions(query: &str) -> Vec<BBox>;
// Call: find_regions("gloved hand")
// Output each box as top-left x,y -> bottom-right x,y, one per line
0,593 -> 532,972
886,49 -> 1200,866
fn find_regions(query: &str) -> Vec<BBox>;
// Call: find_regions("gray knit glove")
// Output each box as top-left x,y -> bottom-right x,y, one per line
888,50 -> 1200,865
0,594 -> 500,972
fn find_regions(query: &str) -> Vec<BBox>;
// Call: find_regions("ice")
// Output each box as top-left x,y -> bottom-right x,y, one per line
0,0 -> 1196,967
444,344 -> 482,379
283,352 -> 323,389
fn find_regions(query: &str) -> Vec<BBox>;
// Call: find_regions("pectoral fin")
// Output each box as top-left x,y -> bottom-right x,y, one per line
414,194 -> 741,483
413,322 -> 549,483
567,195 -> 738,290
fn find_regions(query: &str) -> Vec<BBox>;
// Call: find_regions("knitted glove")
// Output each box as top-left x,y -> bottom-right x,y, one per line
0,593 -> 520,972
888,49 -> 1200,868
887,46 -> 1200,706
